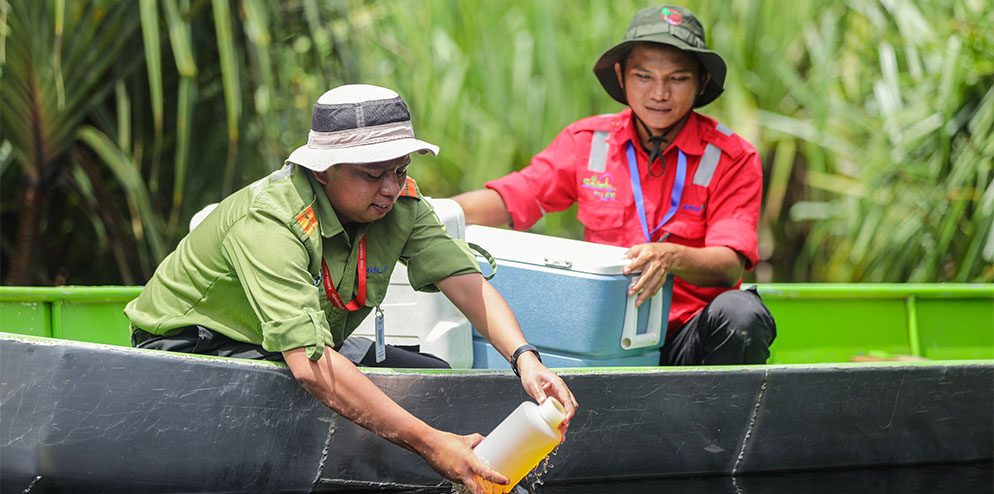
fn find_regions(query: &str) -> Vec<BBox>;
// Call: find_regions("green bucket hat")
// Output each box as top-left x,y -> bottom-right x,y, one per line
593,5 -> 726,107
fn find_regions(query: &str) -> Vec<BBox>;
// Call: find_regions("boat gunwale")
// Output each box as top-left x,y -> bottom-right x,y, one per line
2,283 -> 991,303
3,332 -> 991,375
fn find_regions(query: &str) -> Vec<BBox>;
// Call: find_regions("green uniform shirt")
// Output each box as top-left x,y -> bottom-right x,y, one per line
125,163 -> 480,360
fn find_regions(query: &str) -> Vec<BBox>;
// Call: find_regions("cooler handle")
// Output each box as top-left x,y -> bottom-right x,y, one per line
620,276 -> 665,350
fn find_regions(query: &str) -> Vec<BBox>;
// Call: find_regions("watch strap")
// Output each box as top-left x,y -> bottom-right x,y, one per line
510,344 -> 541,377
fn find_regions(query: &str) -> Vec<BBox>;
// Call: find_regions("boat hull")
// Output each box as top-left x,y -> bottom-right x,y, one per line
1,333 -> 991,492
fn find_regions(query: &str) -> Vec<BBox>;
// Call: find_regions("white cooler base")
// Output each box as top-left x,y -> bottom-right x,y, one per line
351,263 -> 474,369
351,198 -> 473,368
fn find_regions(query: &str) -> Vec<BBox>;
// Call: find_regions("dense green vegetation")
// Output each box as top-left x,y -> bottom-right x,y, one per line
1,0 -> 991,285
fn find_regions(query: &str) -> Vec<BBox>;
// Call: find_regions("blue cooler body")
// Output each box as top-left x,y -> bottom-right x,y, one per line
472,340 -> 664,369
465,226 -> 673,368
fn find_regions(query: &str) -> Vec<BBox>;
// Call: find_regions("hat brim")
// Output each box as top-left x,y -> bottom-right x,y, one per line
593,36 -> 726,108
288,138 -> 439,172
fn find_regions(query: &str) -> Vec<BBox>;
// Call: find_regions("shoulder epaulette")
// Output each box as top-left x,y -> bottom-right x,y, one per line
269,163 -> 294,182
399,177 -> 419,199
577,112 -> 625,173
693,121 -> 749,187
703,121 -> 746,159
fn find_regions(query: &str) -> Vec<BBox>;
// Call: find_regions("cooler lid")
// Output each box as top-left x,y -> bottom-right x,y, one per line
465,225 -> 634,275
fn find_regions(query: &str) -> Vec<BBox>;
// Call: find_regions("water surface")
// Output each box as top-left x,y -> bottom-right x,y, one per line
524,461 -> 992,494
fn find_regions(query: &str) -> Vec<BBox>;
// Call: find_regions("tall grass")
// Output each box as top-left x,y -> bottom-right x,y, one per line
0,0 -> 990,284
344,0 -> 994,283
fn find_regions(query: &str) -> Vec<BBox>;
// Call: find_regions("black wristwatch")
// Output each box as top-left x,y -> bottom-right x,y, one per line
510,344 -> 542,377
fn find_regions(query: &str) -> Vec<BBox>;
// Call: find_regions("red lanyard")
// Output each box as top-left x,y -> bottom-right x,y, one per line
320,236 -> 366,311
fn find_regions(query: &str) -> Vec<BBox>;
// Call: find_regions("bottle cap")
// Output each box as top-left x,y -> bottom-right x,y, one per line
538,397 -> 566,428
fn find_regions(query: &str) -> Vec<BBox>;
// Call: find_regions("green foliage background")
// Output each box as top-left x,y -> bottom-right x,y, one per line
1,0 -> 992,286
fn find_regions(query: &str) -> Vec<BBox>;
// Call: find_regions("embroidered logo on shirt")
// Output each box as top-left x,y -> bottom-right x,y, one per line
661,7 -> 682,25
682,204 -> 704,213
295,205 -> 319,235
367,265 -> 388,274
581,173 -> 618,201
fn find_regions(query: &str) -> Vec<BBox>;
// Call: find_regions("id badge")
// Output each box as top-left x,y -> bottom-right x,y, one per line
374,306 -> 386,363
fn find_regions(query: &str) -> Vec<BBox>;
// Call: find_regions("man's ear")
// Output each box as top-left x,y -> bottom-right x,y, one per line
312,170 -> 329,185
614,61 -> 624,89
699,72 -> 711,95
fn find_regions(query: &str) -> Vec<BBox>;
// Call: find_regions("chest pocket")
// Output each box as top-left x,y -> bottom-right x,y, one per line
665,217 -> 706,242
673,121 -> 733,242
363,270 -> 392,307
579,130 -> 625,231
577,201 -> 624,231
666,176 -> 708,243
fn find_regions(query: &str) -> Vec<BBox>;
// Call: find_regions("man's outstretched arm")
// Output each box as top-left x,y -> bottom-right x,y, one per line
435,273 -> 578,426
282,346 -> 509,493
452,189 -> 512,227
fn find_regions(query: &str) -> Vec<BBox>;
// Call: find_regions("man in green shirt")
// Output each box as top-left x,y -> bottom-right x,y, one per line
125,84 -> 576,493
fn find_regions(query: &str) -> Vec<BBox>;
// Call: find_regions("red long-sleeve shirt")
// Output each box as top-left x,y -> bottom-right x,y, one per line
486,109 -> 762,334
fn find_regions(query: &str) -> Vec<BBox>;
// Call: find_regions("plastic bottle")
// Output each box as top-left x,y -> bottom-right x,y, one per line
473,397 -> 566,492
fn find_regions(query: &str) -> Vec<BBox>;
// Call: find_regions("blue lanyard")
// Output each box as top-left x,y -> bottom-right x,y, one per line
626,141 -> 686,243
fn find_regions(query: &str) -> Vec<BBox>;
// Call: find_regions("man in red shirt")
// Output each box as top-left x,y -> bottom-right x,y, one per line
454,5 -> 775,365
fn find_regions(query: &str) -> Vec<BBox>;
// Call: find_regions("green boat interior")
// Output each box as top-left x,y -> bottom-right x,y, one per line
2,283 -> 991,365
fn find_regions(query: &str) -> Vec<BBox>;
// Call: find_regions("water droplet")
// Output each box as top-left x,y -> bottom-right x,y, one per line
523,444 -> 562,493
449,481 -> 471,494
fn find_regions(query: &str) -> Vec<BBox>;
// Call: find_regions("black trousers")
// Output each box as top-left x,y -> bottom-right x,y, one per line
660,286 -> 777,366
131,326 -> 451,369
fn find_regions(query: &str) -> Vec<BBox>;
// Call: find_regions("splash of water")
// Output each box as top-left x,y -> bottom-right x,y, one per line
451,444 -> 562,494
524,443 -> 562,493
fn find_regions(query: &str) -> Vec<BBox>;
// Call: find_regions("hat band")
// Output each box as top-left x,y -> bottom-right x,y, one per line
626,23 -> 706,49
306,121 -> 416,150
311,96 -> 411,132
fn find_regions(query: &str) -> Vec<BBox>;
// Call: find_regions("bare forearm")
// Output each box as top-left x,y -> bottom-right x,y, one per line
437,273 -> 579,423
436,273 -> 527,361
451,189 -> 512,227
668,245 -> 745,287
284,347 -> 515,491
283,347 -> 434,453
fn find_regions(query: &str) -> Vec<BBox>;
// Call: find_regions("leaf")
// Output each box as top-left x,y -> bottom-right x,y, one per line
139,0 -> 164,138
115,81 -> 130,152
161,0 -> 197,77
168,76 -> 197,237
211,0 -> 240,193
75,125 -> 166,262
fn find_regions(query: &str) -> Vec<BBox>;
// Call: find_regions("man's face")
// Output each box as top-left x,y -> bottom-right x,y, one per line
614,43 -> 707,135
315,155 -> 411,225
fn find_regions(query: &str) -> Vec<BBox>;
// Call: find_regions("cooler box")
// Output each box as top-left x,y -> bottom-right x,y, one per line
351,198 -> 473,368
465,225 -> 673,368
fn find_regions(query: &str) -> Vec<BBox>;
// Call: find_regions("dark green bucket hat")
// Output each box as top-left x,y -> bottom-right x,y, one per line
593,5 -> 726,107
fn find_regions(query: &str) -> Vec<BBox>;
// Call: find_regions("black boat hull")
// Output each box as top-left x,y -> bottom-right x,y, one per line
1,334 -> 991,492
